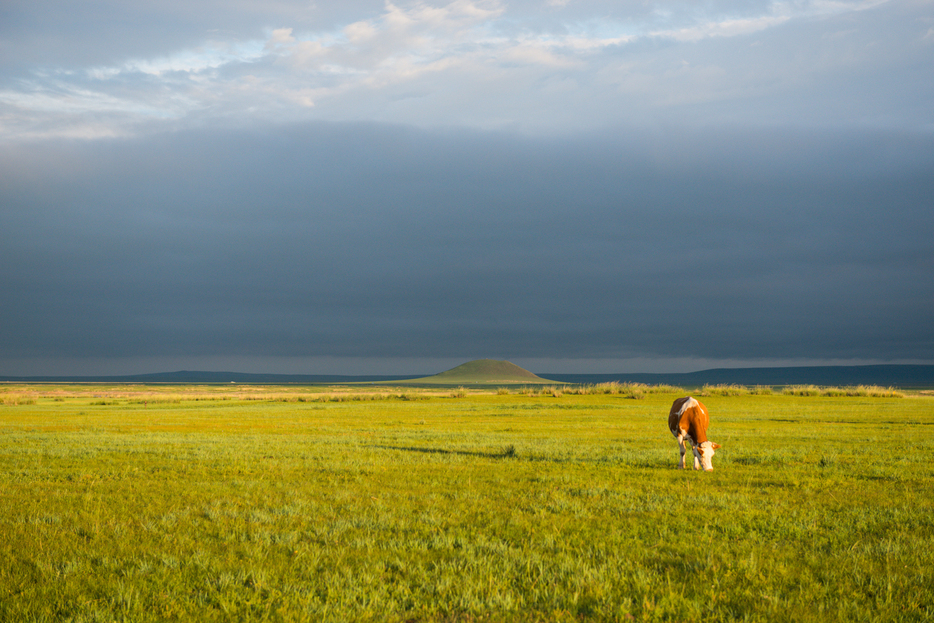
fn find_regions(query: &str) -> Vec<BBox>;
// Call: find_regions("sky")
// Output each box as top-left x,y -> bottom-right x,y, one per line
1,0 -> 932,376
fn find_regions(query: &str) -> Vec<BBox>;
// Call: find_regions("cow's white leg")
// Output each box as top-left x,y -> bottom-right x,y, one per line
674,432 -> 687,469
691,446 -> 701,470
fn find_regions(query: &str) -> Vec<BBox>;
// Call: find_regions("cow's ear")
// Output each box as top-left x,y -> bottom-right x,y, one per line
711,443 -> 721,450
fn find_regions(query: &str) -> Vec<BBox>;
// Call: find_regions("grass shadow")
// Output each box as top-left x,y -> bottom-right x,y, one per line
371,444 -> 673,468
371,444 -> 519,460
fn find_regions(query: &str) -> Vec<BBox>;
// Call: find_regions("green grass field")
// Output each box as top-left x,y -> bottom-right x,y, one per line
1,385 -> 932,622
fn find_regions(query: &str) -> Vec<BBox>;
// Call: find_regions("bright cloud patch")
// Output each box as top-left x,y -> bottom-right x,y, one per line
0,0 -> 922,138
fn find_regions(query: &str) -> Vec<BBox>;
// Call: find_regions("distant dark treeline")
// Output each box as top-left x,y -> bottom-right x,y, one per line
542,365 -> 934,388
2,365 -> 932,388
0,371 -> 423,384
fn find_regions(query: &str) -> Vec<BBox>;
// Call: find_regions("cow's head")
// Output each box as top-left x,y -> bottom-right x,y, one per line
695,441 -> 721,471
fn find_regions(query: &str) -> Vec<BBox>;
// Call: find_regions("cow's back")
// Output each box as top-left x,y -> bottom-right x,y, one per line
668,397 -> 709,444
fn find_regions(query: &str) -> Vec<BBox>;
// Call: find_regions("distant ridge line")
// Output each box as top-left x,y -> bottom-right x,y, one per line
0,371 -> 424,384
542,365 -> 934,389
1,364 -> 932,387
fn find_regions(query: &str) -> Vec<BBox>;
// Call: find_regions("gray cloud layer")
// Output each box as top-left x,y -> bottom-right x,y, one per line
2,124 -> 931,373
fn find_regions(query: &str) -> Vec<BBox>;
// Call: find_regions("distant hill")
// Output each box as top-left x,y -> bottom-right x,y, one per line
401,359 -> 553,385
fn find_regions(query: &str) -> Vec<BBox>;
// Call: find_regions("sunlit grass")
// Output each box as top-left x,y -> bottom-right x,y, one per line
783,384 -> 906,398
0,387 -> 932,621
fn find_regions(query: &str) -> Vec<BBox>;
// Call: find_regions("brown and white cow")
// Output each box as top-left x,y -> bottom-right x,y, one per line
668,396 -> 721,471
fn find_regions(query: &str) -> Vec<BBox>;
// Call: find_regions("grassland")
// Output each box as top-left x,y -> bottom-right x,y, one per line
1,384 -> 932,622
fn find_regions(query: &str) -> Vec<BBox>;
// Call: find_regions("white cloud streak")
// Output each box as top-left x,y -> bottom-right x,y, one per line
0,0 -> 927,138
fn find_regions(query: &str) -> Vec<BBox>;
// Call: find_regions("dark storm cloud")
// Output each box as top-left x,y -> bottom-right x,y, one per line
1,123 -> 931,372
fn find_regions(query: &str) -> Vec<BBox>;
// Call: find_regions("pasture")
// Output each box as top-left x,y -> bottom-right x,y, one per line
0,384 -> 932,622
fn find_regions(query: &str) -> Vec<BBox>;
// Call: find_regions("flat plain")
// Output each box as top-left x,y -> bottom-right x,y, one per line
1,384 -> 932,622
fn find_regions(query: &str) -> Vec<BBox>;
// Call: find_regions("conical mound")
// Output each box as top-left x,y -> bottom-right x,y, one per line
416,359 -> 551,384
